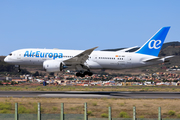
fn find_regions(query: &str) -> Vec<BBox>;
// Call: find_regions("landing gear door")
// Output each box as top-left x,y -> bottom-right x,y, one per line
118,61 -> 125,68
127,56 -> 132,67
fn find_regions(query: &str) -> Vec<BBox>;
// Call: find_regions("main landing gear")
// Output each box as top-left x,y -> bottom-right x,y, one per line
15,65 -> 21,73
76,71 -> 93,77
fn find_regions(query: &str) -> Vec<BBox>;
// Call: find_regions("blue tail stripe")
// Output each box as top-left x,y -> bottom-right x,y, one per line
136,26 -> 170,56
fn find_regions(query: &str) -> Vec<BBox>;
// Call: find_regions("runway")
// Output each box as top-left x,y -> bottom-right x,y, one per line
0,91 -> 180,99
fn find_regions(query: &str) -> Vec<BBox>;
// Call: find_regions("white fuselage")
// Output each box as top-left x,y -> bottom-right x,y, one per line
4,26 -> 171,76
4,48 -> 161,70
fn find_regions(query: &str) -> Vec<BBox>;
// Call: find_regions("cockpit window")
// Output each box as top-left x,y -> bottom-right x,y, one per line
9,53 -> 12,56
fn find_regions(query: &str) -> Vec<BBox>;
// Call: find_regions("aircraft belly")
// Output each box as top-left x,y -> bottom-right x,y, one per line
19,58 -> 44,65
97,60 -> 119,69
87,61 -> 103,69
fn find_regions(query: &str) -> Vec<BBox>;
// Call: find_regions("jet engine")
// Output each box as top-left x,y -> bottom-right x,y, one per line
43,60 -> 66,72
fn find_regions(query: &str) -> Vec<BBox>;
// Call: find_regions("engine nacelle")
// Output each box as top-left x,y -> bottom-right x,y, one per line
43,60 -> 66,72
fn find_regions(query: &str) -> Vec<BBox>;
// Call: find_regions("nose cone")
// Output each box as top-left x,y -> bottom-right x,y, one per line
4,56 -> 8,63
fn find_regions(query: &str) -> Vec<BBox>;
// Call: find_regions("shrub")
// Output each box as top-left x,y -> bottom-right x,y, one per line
0,109 -> 11,113
87,111 -> 93,116
168,110 -> 175,116
36,86 -> 41,90
145,87 -> 149,91
18,106 -> 30,113
120,103 -> 125,106
18,106 -> 26,113
101,113 -> 108,118
119,111 -> 130,118
70,107 -> 75,110
28,102 -> 32,105
92,102 -> 97,106
53,106 -> 57,111
139,115 -> 144,118
177,114 -> 180,118
0,102 -> 12,110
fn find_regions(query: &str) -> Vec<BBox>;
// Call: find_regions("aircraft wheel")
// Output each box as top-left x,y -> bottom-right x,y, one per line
84,71 -> 93,76
76,72 -> 81,77
88,72 -> 93,76
84,71 -> 89,75
80,73 -> 85,77
18,69 -> 21,73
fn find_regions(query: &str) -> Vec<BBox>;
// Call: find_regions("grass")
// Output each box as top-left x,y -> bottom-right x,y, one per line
1,85 -> 180,92
1,86 -> 180,118
0,98 -> 179,118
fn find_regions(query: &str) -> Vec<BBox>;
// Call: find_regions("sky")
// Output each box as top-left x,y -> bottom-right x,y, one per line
0,0 -> 180,56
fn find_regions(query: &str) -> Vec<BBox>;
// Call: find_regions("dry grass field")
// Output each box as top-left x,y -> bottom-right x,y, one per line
0,97 -> 180,118
0,86 -> 180,118
1,85 -> 180,92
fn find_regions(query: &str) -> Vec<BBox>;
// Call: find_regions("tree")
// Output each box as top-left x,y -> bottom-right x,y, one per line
20,69 -> 30,74
33,71 -> 39,77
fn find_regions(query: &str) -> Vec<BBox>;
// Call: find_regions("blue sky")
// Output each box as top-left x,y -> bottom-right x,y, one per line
0,0 -> 180,55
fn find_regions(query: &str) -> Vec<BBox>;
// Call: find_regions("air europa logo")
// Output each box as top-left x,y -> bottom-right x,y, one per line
24,51 -> 63,60
148,40 -> 162,49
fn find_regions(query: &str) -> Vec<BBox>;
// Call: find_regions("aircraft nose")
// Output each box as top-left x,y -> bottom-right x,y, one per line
4,56 -> 9,63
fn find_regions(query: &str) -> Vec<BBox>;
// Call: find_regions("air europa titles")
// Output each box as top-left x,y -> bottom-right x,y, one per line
24,51 -> 63,60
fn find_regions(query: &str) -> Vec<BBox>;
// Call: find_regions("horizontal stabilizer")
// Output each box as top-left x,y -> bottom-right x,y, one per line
143,56 -> 174,62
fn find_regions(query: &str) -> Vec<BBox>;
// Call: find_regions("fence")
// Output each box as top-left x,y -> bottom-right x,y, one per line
0,102 -> 179,120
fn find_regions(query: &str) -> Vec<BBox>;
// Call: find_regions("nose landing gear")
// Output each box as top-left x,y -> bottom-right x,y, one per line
15,65 -> 21,73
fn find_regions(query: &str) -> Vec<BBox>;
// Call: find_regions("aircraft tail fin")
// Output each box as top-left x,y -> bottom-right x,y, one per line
135,26 -> 170,56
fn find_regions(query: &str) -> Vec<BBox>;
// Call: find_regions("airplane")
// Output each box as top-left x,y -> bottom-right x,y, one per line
4,26 -> 172,77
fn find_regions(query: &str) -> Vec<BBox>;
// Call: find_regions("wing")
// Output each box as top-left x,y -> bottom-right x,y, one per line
63,47 -> 98,66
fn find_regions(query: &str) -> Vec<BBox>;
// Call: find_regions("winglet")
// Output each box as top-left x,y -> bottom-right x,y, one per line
89,46 -> 98,51
136,26 -> 170,56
